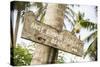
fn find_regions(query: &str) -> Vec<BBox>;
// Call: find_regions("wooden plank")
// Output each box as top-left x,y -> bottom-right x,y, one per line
21,12 -> 83,57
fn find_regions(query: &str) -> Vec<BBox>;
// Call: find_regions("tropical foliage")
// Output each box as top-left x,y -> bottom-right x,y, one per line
11,44 -> 32,66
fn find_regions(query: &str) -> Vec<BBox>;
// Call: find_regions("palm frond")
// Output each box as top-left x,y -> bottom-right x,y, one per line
65,6 -> 75,17
65,10 -> 76,23
64,15 -> 74,26
39,4 -> 48,22
84,38 -> 97,60
33,3 -> 48,21
75,12 -> 85,25
84,30 -> 97,42
65,10 -> 73,18
80,20 -> 97,31
64,6 -> 76,26
63,23 -> 67,30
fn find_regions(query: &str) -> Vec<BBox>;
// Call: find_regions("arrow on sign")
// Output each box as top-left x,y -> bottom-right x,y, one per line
21,11 -> 83,57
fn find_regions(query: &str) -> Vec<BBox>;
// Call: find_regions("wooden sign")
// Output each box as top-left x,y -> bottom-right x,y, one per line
21,12 -> 83,56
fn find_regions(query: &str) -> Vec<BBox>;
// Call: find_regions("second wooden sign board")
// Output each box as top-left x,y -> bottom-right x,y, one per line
21,11 -> 83,57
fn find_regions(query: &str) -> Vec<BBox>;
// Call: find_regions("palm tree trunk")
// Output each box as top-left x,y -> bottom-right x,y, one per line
31,4 -> 65,64
13,10 -> 21,47
44,4 -> 65,63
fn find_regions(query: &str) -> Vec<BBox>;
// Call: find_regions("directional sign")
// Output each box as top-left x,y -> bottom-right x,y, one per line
21,11 -> 83,56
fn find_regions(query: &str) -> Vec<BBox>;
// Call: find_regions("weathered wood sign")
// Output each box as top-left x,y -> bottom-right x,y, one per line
21,11 -> 83,56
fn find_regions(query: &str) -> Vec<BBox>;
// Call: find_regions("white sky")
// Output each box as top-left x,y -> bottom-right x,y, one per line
13,4 -> 97,62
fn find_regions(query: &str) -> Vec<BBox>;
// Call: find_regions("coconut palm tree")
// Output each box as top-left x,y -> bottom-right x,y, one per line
72,12 -> 97,34
71,11 -> 97,61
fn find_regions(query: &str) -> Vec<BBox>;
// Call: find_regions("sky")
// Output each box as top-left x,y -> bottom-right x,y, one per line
13,3 -> 97,62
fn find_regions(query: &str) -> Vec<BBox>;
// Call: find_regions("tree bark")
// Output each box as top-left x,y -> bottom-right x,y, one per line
31,4 -> 65,64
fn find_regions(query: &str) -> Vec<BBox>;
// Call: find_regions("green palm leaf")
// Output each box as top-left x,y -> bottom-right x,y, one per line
84,38 -> 97,60
80,20 -> 97,31
84,30 -> 97,42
